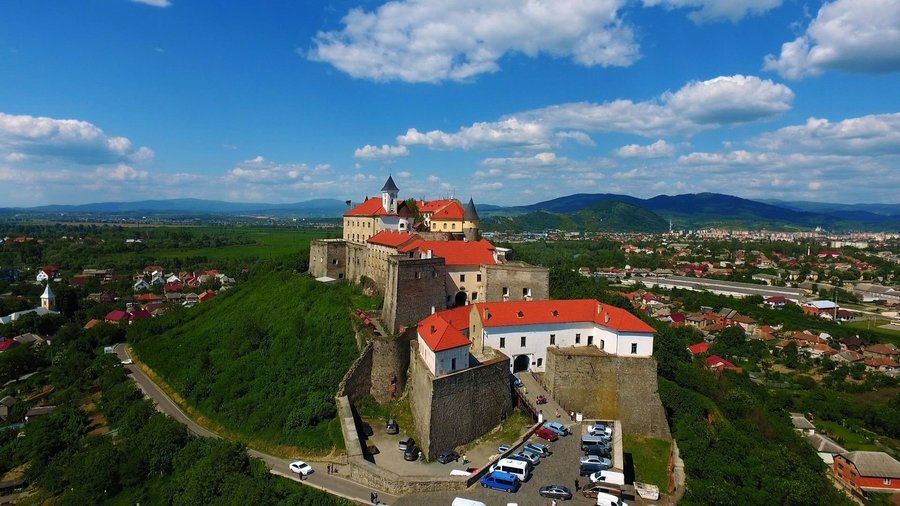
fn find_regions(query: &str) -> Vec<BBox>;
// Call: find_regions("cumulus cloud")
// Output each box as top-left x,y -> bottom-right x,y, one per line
225,156 -> 333,185
749,113 -> 900,155
0,112 -> 153,165
396,75 -> 792,154
309,0 -> 638,83
353,144 -> 410,160
643,0 -> 782,23
95,164 -> 148,181
764,0 -> 900,79
616,140 -> 676,158
131,0 -> 171,7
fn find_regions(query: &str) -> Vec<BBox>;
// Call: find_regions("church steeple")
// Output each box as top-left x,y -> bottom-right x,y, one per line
381,175 -> 399,213
40,284 -> 55,311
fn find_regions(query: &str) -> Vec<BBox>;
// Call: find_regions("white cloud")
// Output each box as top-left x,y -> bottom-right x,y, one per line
309,0 -> 638,83
95,164 -> 148,181
616,140 -> 676,158
397,75 -> 792,153
0,112 -> 153,165
131,0 -> 171,7
643,0 -> 782,23
764,0 -> 900,79
472,182 -> 504,191
225,156 -> 330,185
353,144 -> 410,160
749,113 -> 900,155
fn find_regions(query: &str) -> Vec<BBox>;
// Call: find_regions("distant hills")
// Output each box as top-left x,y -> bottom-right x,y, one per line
1,198 -> 349,218
3,193 -> 898,232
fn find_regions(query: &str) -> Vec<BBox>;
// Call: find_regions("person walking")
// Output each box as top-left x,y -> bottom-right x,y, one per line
575,478 -> 580,491
556,407 -> 560,418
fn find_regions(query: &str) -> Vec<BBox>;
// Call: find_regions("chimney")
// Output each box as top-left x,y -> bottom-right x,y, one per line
431,306 -> 436,314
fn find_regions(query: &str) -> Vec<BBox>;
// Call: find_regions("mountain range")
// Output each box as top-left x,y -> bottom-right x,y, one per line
2,194 -> 899,231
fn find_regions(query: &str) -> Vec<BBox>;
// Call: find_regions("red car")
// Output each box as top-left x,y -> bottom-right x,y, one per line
534,427 -> 559,441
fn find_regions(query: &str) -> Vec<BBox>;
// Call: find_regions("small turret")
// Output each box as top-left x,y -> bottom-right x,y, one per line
381,176 -> 399,214
463,197 -> 481,241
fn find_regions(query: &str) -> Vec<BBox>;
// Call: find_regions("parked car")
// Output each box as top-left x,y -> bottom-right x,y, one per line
120,359 -> 134,365
543,421 -> 569,436
596,491 -> 628,506
538,485 -> 572,500
498,443 -> 512,453
399,437 -> 415,452
524,442 -> 551,456
580,462 -> 610,476
479,470 -> 520,493
589,470 -> 626,486
385,418 -> 399,435
403,443 -> 421,461
288,461 -> 313,476
534,427 -> 559,441
437,450 -> 460,464
583,445 -> 612,458
513,377 -> 523,388
580,455 -> 612,467
512,451 -> 540,465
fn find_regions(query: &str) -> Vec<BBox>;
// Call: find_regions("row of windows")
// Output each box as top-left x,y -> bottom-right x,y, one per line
346,220 -> 373,228
497,334 -> 639,354
501,287 -> 532,297
459,274 -> 482,283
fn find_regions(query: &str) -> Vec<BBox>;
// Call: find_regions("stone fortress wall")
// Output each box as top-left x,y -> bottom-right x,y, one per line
543,346 -> 671,441
308,239 -> 346,280
382,256 -> 448,334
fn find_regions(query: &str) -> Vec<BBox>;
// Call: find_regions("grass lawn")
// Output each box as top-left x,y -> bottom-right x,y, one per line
843,319 -> 900,346
814,419 -> 881,452
623,434 -> 671,490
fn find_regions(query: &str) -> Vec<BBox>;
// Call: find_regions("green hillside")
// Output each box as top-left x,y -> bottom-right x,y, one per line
483,200 -> 668,233
130,272 -> 375,451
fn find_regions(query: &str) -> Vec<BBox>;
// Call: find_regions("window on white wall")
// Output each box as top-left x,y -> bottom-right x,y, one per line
520,336 -> 526,347
500,337 -> 506,348
631,343 -> 638,354
550,334 -> 556,345
537,358 -> 543,367
587,335 -> 593,346
575,333 -> 581,344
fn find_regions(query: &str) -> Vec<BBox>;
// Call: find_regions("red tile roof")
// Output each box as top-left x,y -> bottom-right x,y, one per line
418,306 -> 473,352
687,342 -> 709,355
865,344 -> 899,356
706,355 -> 738,370
409,240 -> 497,266
366,231 -> 418,248
0,339 -> 18,351
418,199 -> 454,213
105,310 -> 129,322
344,197 -> 390,217
476,299 -> 656,334
129,309 -> 152,321
430,201 -> 465,220
865,358 -> 899,368
84,319 -> 102,329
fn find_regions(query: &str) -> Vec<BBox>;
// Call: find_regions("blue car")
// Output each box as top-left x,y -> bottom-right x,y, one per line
542,421 -> 569,436
480,471 -> 521,493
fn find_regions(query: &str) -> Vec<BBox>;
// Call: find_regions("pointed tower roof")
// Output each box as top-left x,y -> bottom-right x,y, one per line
41,284 -> 55,299
464,197 -> 479,221
380,175 -> 399,193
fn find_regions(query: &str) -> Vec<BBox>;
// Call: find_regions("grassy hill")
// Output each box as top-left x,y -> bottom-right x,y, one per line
130,272 -> 376,452
483,200 -> 668,233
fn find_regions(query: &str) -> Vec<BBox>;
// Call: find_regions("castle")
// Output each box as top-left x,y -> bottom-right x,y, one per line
309,176 -> 550,333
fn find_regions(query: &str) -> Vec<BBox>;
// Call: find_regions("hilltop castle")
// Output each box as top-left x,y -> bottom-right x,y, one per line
309,176 -> 550,333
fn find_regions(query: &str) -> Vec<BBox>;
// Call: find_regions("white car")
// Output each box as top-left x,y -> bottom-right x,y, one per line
589,470 -> 625,486
597,491 -> 628,506
289,460 -> 313,476
120,359 -> 134,365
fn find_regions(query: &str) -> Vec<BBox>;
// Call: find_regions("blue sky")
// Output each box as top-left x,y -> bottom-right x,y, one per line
1,0 -> 898,207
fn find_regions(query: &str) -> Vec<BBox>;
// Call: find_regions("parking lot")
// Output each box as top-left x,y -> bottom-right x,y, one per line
394,419 -> 631,506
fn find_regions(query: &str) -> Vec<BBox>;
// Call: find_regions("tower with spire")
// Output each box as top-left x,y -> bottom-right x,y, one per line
381,175 -> 399,214
463,197 -> 481,241
40,284 -> 55,311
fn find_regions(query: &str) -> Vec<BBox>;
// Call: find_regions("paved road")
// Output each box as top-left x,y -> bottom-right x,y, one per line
113,344 -> 398,505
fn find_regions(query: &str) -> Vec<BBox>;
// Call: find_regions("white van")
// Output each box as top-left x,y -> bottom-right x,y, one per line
590,470 -> 626,486
597,492 -> 628,506
489,457 -> 532,482
452,498 -> 487,506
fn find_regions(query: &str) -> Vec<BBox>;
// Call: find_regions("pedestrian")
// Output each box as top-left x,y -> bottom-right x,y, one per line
370,492 -> 376,504
556,407 -> 560,418
570,411 -> 575,421
575,478 -> 580,491
462,454 -> 468,465
374,492 -> 380,505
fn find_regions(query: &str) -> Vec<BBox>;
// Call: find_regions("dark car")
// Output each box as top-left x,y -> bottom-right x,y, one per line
579,462 -> 609,476
399,437 -> 415,452
403,443 -> 420,461
437,450 -> 460,464
539,485 -> 573,500
385,418 -> 399,435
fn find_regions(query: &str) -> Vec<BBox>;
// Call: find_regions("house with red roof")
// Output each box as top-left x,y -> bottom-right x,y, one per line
468,299 -> 656,373
864,357 -> 899,375
198,290 -> 216,303
687,342 -> 709,356
36,265 -> 60,283
417,306 -> 473,377
706,355 -> 742,373
0,338 -> 19,352
128,309 -> 152,323
105,310 -> 129,324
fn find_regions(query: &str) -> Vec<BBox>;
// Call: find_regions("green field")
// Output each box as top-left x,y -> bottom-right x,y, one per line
623,434 -> 671,490
813,419 -> 881,452
843,318 -> 900,346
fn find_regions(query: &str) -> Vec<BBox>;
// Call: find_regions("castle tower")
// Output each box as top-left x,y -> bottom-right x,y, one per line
463,197 -> 481,241
381,176 -> 399,214
40,284 -> 55,311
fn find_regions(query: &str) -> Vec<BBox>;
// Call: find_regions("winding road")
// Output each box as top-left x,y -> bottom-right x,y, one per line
113,344 -> 399,505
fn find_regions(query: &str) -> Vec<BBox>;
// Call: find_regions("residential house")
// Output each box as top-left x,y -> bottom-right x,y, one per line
129,309 -> 152,323
841,336 -> 865,351
863,344 -> 899,361
752,325 -> 778,342
833,350 -> 865,364
13,333 -> 45,347
864,358 -> 899,376
805,343 -> 838,359
808,433 -> 847,465
706,355 -> 742,373
732,314 -> 758,334
35,265 -> 60,282
25,406 -> 57,422
0,396 -> 16,421
198,290 -> 216,303
687,342 -> 709,356
105,310 -> 129,324
790,413 -> 816,435
803,300 -> 839,319
84,319 -> 102,329
0,338 -> 18,353
833,451 -> 900,496
133,279 -> 151,292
